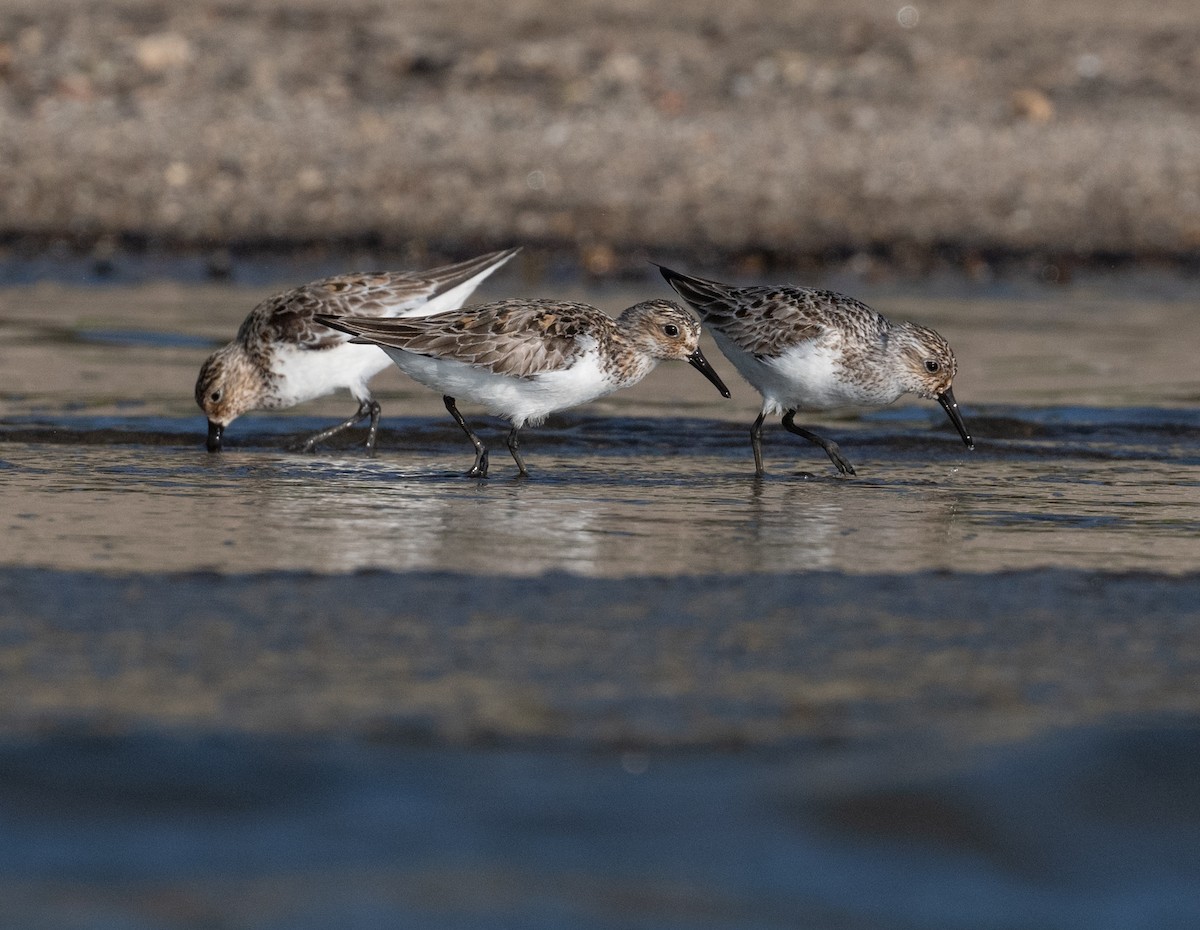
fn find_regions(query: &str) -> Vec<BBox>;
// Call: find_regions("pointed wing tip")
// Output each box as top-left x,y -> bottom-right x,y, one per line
654,263 -> 714,286
654,264 -> 725,305
313,313 -> 357,336
448,245 -> 523,281
653,262 -> 689,288
488,245 -> 523,265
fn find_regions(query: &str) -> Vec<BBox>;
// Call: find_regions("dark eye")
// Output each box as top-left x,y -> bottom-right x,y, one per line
924,359 -> 940,373
663,323 -> 680,337
210,389 -> 222,403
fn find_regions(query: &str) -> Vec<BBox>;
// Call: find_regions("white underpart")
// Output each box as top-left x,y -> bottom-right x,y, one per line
268,342 -> 393,409
712,330 -> 900,414
379,340 -> 628,428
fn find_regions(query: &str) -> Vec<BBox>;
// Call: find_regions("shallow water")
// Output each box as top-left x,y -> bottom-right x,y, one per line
2,428 -> 1198,576
2,271 -> 1199,928
3,275 -> 1199,577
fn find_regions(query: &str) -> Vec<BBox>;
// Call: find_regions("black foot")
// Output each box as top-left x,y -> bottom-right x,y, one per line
782,411 -> 857,477
293,399 -> 379,454
825,448 -> 856,477
507,427 -> 529,478
466,449 -> 489,478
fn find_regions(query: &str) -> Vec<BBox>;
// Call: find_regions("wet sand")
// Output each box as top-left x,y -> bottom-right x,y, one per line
2,566 -> 1199,749
2,556 -> 1199,926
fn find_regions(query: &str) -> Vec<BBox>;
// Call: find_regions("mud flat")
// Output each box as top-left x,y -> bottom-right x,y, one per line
1,564 -> 1199,929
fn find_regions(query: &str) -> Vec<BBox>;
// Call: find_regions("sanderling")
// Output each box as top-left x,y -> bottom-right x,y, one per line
195,248 -> 519,453
315,298 -> 731,477
657,265 -> 974,476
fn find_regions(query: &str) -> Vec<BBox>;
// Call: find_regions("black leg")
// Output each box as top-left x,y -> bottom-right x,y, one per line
782,410 -> 856,476
444,395 -> 488,478
297,398 -> 377,453
750,411 -> 766,476
362,399 -> 382,455
506,427 -> 529,477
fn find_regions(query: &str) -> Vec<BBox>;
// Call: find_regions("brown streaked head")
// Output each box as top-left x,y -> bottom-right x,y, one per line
619,299 -> 731,397
897,323 -> 972,450
194,345 -> 264,452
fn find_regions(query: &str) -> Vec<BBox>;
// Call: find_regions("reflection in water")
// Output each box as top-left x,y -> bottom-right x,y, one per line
259,466 -> 606,575
2,440 -> 1197,576
745,482 -> 842,570
744,477 -> 974,572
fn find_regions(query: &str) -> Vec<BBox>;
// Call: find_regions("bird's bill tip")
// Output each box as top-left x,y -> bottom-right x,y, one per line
937,389 -> 974,450
687,349 -> 731,398
206,420 -> 224,453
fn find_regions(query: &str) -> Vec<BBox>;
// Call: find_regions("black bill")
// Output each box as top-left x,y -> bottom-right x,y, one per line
937,388 -> 974,450
687,349 -> 732,398
206,420 -> 224,453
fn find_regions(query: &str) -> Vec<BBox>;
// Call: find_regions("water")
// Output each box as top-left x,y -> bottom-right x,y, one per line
3,276 -> 1199,576
2,434 -> 1198,575
1,271 -> 1199,928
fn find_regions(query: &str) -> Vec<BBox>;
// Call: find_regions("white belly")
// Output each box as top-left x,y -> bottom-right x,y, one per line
381,346 -> 618,428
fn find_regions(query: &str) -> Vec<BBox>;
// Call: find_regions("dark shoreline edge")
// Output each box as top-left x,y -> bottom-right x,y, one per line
3,234 -> 1199,286
2,566 -> 1197,749
8,563 -> 1197,605
6,564 -> 1197,613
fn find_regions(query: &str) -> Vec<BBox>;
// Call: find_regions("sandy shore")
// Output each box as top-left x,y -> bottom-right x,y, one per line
2,0 -> 1199,272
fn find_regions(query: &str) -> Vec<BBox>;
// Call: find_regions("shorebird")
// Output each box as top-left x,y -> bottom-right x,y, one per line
316,297 -> 731,477
195,248 -> 519,453
657,264 -> 974,476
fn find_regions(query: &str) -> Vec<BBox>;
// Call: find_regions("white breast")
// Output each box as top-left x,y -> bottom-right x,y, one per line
713,331 -> 889,413
268,342 -> 392,408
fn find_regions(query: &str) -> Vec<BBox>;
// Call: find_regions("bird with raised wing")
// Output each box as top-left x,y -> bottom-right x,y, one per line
196,248 -> 519,453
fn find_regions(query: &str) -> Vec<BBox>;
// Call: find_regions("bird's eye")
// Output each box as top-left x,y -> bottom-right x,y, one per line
210,389 -> 222,403
663,323 -> 680,337
924,359 -> 940,373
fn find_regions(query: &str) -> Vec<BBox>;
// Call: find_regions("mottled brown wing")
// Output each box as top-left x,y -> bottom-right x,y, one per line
659,266 -> 879,358
318,299 -> 604,377
236,289 -> 348,351
237,248 -> 521,352
299,248 -> 519,318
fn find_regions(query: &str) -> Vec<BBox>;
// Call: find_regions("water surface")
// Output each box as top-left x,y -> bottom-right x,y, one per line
2,273 -> 1199,929
2,276 -> 1198,576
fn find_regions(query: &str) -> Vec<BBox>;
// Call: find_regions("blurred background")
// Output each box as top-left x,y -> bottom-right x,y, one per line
2,0 -> 1198,278
2,3 -> 1200,929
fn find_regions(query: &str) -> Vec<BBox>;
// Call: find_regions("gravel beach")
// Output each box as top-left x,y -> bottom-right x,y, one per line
2,0 -> 1199,271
